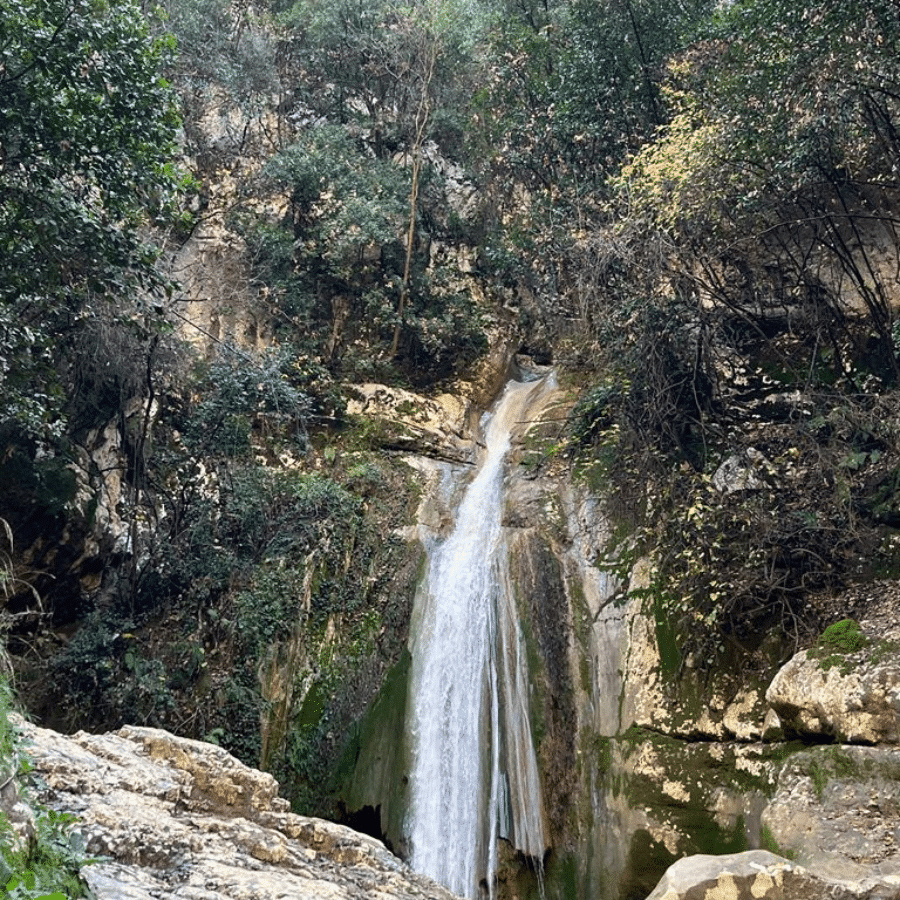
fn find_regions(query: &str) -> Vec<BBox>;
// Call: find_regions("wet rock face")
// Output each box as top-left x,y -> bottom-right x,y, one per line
506,528 -> 578,842
18,718 -> 460,900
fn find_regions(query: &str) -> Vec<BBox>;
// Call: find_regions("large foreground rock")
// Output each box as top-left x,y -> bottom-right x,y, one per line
645,850 -> 888,900
17,718 -> 459,900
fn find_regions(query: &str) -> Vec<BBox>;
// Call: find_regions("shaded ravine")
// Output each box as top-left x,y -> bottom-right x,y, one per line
407,376 -> 553,899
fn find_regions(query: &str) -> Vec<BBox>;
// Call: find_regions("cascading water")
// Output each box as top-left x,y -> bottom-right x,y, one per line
407,375 -> 552,899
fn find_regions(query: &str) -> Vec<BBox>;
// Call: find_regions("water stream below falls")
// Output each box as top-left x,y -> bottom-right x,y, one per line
407,375 -> 553,899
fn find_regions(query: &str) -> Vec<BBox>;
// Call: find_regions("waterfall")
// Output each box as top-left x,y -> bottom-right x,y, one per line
407,376 -> 551,899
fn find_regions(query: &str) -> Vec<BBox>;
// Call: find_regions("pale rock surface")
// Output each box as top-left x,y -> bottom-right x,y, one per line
711,448 -> 772,494
17,718 -> 459,900
617,558 -> 772,742
721,690 -> 771,742
345,383 -> 476,463
0,760 -> 34,852
765,620 -> 900,743
761,745 -> 900,895
645,850 -> 868,900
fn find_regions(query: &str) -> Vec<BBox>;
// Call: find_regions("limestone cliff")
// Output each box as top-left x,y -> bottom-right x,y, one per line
6,6 -> 900,900
333,375 -> 900,900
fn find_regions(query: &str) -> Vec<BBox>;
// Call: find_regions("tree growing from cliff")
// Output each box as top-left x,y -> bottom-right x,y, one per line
231,0 -> 489,380
568,0 -> 900,673
617,0 -> 900,386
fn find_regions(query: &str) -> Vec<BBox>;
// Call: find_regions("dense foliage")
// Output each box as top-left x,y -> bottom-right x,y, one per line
566,0 -> 900,667
0,0 -> 181,437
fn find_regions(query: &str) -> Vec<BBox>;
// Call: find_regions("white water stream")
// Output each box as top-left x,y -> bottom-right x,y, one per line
408,376 -> 551,899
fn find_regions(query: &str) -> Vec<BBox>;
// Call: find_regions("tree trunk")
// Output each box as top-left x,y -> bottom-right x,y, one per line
390,38 -> 437,359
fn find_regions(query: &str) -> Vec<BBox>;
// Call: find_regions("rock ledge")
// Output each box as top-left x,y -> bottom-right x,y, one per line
17,718 -> 459,900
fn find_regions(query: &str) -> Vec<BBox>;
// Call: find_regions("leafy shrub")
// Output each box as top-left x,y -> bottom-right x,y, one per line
48,612 -> 179,732
47,614 -> 125,730
232,568 -> 305,656
0,677 -> 94,898
810,619 -> 869,674
401,283 -> 487,383
569,380 -> 625,446
185,344 -> 312,456
817,619 -> 867,655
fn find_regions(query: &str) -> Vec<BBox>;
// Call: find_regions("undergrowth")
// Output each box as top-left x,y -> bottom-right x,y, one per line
0,677 -> 94,899
568,323 -> 900,677
809,619 -> 868,674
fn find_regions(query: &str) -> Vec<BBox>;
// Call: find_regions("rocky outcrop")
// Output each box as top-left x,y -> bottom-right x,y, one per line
345,383 -> 476,463
531,573 -> 900,900
761,745 -> 900,892
645,850 -> 874,900
17,717 -> 459,900
641,613 -> 900,900
766,618 -> 900,744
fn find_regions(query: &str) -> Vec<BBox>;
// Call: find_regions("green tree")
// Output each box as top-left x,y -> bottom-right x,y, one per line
476,0 -> 713,194
276,0 -> 486,152
0,0 -> 181,437
468,0 -> 714,345
568,0 -> 900,671
268,0 -> 490,371
619,0 -> 900,386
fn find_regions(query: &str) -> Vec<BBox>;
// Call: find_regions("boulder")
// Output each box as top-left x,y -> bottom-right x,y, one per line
711,448 -> 772,494
765,620 -> 900,744
17,717 -> 460,900
345,383 -> 476,463
645,850 -> 875,900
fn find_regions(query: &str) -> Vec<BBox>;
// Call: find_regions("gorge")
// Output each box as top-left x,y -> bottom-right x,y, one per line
5,1 -> 900,898
8,366 -> 900,900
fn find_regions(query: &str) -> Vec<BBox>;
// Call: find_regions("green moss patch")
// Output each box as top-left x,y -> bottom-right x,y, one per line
809,618 -> 868,674
618,829 -> 678,900
333,649 -> 412,850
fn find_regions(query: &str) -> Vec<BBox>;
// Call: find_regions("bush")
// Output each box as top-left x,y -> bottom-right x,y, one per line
817,619 -> 867,655
0,677 -> 94,898
810,619 -> 869,674
185,344 -> 312,456
569,380 -> 625,446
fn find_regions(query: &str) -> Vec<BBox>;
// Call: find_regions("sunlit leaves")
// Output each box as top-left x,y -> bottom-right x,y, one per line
616,0 -> 900,358
477,0 -> 715,194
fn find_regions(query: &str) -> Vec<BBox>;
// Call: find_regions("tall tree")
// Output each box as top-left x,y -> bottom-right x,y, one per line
0,0 -> 181,436
245,0 -> 489,374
